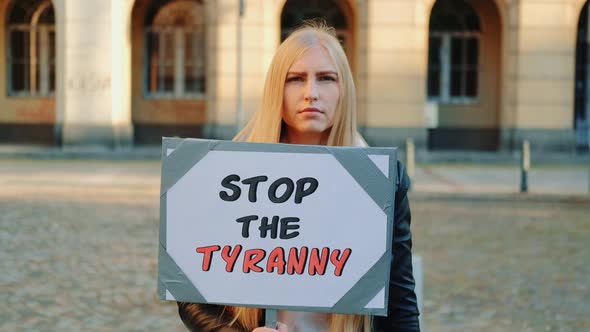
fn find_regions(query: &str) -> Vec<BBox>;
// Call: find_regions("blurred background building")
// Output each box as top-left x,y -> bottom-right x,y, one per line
0,0 -> 588,152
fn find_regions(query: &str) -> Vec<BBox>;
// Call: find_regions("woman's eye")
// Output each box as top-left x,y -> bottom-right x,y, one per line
319,75 -> 336,82
286,76 -> 303,82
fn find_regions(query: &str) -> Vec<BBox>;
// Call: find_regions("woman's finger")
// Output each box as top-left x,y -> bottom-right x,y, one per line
277,322 -> 289,332
252,322 -> 288,332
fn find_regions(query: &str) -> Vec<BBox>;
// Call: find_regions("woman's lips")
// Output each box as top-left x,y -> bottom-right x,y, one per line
300,107 -> 322,113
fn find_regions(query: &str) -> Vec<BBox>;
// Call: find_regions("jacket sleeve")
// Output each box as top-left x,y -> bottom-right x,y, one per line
374,161 -> 420,332
177,302 -> 246,332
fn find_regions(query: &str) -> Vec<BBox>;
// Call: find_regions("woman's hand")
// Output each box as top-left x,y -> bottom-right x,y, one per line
252,322 -> 288,332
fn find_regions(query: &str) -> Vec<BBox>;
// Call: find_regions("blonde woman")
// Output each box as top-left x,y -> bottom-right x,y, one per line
178,22 -> 420,332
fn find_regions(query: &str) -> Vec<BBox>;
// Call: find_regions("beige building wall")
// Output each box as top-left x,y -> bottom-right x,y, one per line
514,0 -> 577,128
502,0 -> 582,150
112,0 -> 133,143
0,0 -> 586,151
60,0 -> 134,146
359,0 -> 429,146
210,0 -> 272,136
502,0 -> 519,130
366,0 -> 427,128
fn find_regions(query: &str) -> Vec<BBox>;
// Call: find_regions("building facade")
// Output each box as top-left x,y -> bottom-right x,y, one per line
0,0 -> 588,152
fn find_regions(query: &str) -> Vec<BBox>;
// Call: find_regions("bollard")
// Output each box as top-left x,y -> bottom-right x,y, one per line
406,139 -> 415,188
520,140 -> 530,193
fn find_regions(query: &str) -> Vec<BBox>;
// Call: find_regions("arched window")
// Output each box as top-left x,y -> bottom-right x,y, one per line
281,0 -> 349,52
427,0 -> 480,103
6,0 -> 55,96
145,0 -> 205,98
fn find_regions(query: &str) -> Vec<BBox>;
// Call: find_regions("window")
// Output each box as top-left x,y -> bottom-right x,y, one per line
145,0 -> 205,98
427,0 -> 480,103
7,0 -> 55,97
281,0 -> 349,52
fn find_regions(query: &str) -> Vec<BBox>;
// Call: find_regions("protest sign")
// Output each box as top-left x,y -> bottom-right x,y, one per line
158,138 -> 397,316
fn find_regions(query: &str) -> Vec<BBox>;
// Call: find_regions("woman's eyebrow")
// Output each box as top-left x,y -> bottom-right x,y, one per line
287,71 -> 338,76
317,71 -> 338,76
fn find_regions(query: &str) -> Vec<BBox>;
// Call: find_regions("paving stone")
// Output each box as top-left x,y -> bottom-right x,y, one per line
1,160 -> 588,331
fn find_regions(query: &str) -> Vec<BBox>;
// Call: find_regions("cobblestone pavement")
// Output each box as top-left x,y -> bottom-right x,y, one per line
412,165 -> 590,196
411,193 -> 590,332
1,160 -> 588,331
0,160 -> 185,332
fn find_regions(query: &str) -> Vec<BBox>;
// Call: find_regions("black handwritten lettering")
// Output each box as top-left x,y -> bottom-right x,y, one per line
235,215 -> 258,238
219,174 -> 241,201
241,176 -> 268,202
280,217 -> 300,239
258,216 -> 279,239
268,177 -> 295,203
295,177 -> 319,204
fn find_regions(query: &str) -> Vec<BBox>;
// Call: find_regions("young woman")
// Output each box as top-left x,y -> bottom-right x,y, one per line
178,22 -> 420,332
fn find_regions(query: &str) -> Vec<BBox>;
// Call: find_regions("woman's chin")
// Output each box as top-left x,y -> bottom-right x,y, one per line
297,126 -> 329,136
283,124 -> 331,144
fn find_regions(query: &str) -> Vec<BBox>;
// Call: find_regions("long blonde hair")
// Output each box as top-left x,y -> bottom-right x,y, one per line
230,21 -> 371,332
234,21 -> 363,147
227,306 -> 371,332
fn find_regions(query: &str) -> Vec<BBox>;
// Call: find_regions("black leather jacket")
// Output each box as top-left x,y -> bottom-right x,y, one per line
372,161 -> 420,331
178,161 -> 420,332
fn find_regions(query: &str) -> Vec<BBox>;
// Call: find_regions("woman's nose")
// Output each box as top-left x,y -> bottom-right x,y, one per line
304,80 -> 319,101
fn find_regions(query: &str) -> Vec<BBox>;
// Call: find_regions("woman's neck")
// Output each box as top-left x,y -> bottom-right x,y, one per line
283,130 -> 329,145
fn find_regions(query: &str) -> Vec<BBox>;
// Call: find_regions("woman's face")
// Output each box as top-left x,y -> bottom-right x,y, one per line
282,45 -> 340,144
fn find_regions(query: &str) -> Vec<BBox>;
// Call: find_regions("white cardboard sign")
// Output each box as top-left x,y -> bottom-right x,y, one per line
158,138 -> 397,316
